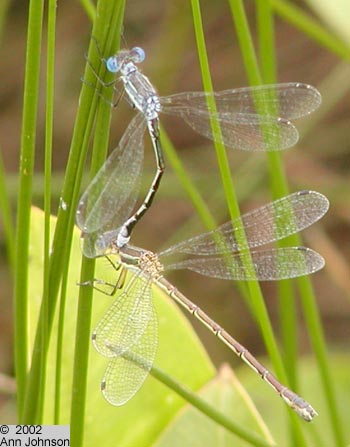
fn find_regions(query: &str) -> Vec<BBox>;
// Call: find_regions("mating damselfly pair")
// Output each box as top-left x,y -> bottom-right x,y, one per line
76,43 -> 326,421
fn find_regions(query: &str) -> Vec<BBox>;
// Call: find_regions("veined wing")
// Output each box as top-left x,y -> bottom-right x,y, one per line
76,112 -> 146,257
159,191 -> 329,257
92,271 -> 153,359
101,304 -> 158,406
161,83 -> 321,120
160,83 -> 321,151
164,247 -> 325,281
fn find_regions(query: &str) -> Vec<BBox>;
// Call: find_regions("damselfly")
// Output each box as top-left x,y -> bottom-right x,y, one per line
86,190 -> 329,421
76,45 -> 322,255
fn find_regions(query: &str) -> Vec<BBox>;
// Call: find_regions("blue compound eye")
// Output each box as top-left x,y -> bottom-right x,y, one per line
106,56 -> 120,73
131,47 -> 145,63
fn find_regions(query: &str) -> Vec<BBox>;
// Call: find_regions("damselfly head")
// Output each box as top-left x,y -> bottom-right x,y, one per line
129,47 -> 145,63
106,47 -> 146,73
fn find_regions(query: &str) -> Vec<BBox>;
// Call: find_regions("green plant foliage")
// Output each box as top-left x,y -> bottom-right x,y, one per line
3,0 -> 348,445
28,207 -> 216,446
155,365 -> 275,447
239,354 -> 350,446
305,0 -> 350,43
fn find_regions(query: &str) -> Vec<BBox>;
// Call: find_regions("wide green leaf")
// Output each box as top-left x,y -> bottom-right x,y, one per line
154,365 -> 275,447
28,207 -> 215,445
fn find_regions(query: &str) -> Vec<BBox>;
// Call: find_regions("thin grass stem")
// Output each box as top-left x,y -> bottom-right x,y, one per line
269,0 -> 350,60
15,0 -> 45,421
70,3 -> 125,445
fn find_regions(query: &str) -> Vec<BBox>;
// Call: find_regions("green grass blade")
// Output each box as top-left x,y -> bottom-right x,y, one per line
14,0 -> 45,420
226,0 -> 298,402
269,0 -> 350,60
228,0 -> 262,86
37,0 -> 57,423
160,125 -> 251,304
191,0 -> 244,221
54,285 -> 67,424
21,0 -> 119,423
70,3 -> 125,445
70,260 -> 95,447
150,363 -> 274,447
229,21 -> 306,447
79,0 -> 96,21
256,0 -> 277,84
0,0 -> 10,44
9,0 -> 345,443
0,150 -> 15,270
298,275 -> 346,446
255,0 -> 299,394
256,3 -> 346,445
160,128 -> 217,231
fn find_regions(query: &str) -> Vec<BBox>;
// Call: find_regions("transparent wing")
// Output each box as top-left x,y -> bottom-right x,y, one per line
160,83 -> 321,151
159,191 -> 329,257
92,272 -> 153,359
165,247 -> 325,281
80,228 -> 121,259
165,108 -> 297,151
161,83 -> 321,119
76,113 -> 146,257
100,304 -> 158,406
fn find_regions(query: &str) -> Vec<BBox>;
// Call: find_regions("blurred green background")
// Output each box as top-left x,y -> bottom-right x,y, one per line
0,0 -> 349,443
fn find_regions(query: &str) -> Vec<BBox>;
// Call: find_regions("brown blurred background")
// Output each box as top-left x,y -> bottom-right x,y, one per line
0,0 -> 349,418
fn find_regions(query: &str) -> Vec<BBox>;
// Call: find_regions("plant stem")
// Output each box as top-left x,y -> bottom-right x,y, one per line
15,0 -> 45,420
